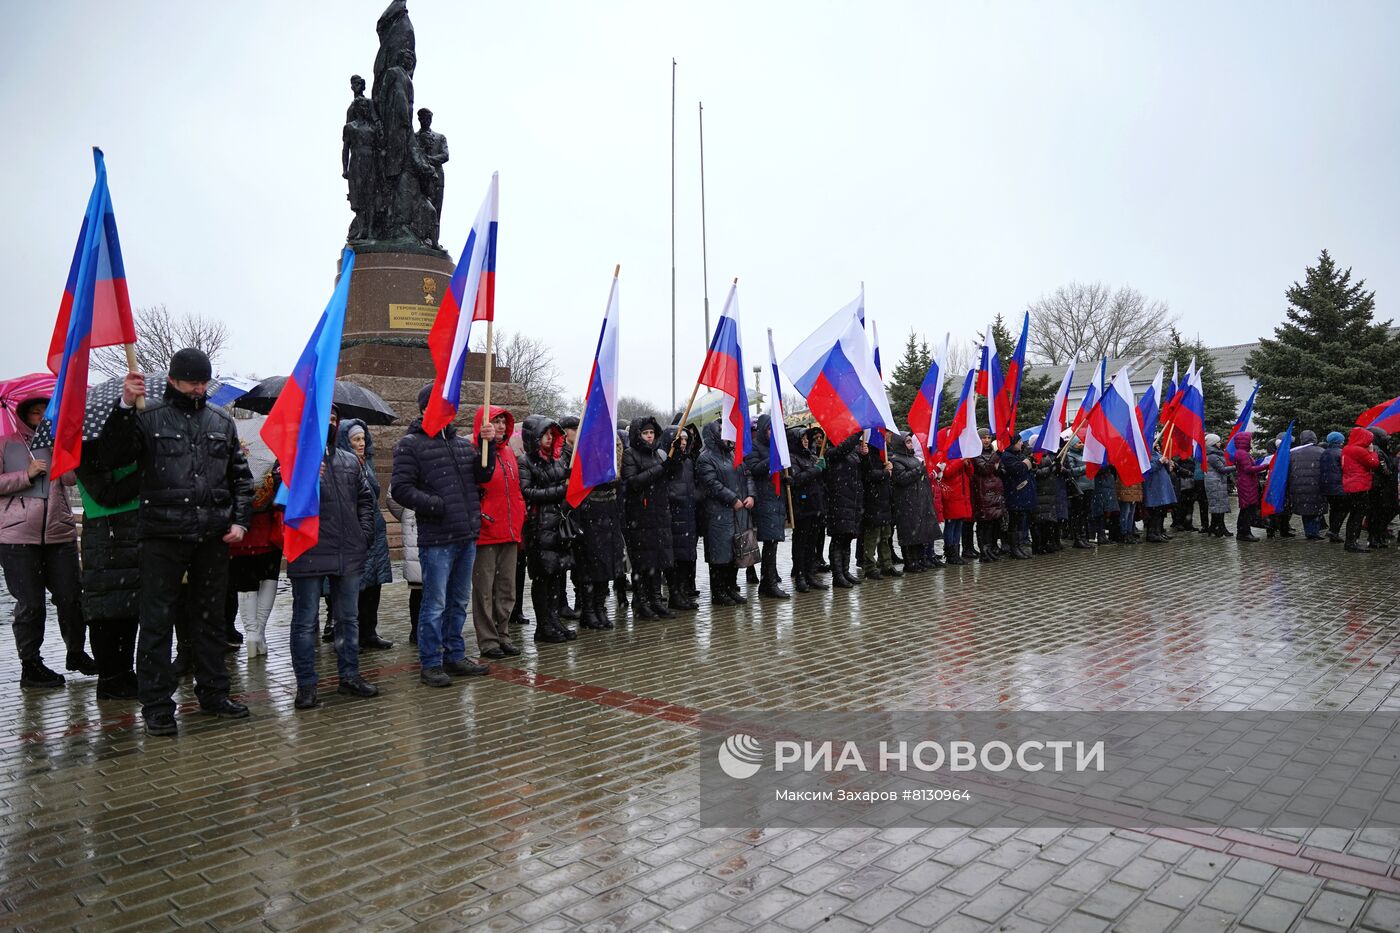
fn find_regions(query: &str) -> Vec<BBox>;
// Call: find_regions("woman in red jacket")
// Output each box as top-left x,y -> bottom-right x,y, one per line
472,406 -> 525,657
1340,426 -> 1380,552
937,454 -> 973,566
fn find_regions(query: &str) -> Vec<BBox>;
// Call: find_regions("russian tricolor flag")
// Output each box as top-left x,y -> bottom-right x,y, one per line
867,319 -> 886,455
566,270 -> 621,507
782,291 -> 896,446
1084,367 -> 1151,484
907,333 -> 950,458
696,282 -> 751,467
1032,356 -> 1076,456
1261,421 -> 1295,517
1137,366 -> 1164,440
1225,383 -> 1258,458
1171,367 -> 1207,465
423,173 -> 498,436
940,369 -> 982,461
262,248 -> 357,562
44,149 -> 137,477
766,329 -> 791,494
976,324 -> 1006,445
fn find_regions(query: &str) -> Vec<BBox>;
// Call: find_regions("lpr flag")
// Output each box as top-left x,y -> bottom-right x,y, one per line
766,329 -> 791,494
1358,396 -> 1400,433
44,148 -> 138,477
423,172 -> 498,436
1261,420 -> 1295,517
566,270 -> 621,507
262,248 -> 357,562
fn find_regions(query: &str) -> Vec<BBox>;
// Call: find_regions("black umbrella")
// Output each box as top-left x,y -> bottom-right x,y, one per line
234,376 -> 397,426
78,371 -> 229,442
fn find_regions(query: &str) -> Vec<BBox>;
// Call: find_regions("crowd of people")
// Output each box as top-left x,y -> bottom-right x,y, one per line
1,348 -> 1395,738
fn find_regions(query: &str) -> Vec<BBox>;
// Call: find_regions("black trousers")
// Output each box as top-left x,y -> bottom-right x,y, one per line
1346,492 -> 1371,544
137,536 -> 231,718
0,541 -> 84,665
1236,505 -> 1261,538
1327,495 -> 1348,536
359,583 -> 382,640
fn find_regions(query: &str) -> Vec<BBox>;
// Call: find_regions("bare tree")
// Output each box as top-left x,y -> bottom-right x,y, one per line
473,329 -> 566,414
1027,282 -> 1176,364
92,305 -> 229,378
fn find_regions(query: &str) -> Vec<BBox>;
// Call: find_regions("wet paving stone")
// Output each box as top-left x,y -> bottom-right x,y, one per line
4,533 -> 1400,927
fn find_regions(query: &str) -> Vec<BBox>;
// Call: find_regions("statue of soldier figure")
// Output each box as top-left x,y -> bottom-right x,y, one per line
415,108 -> 448,249
342,95 -> 379,241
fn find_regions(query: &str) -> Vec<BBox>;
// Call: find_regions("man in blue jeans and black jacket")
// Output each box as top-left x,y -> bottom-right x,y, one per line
390,384 -> 497,687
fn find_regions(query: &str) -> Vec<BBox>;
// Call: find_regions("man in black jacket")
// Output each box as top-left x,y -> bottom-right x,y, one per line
102,349 -> 254,737
287,412 -> 379,709
390,385 -> 497,687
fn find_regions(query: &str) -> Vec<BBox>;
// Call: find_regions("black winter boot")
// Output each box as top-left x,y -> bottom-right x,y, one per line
710,567 -> 737,606
759,544 -> 790,599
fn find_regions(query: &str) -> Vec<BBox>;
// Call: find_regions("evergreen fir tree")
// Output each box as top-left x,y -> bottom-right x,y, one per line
887,330 -> 932,428
1245,250 -> 1400,436
1160,328 -> 1238,435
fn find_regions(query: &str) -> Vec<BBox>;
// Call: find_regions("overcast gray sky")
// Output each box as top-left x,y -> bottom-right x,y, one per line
3,1 -> 1397,411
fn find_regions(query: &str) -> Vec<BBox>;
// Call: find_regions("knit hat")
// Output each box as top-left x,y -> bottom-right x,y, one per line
417,383 -> 434,412
1205,433 -> 1221,447
1327,431 -> 1345,445
347,423 -> 365,440
169,348 -> 212,382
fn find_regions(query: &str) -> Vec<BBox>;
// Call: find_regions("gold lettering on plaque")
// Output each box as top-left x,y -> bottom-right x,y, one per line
388,304 -> 437,330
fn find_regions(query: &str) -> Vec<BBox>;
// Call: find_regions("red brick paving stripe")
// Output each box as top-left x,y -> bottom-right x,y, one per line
6,659 -> 1400,894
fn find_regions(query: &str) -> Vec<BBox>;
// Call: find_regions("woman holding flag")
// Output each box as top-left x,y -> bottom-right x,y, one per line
696,420 -> 754,605
743,414 -> 790,600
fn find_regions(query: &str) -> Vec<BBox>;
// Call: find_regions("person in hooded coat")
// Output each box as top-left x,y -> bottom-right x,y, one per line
659,423 -> 700,610
696,419 -> 754,605
889,433 -> 936,571
1203,434 -> 1236,536
971,429 -> 1006,562
786,425 -> 827,591
1287,430 -> 1327,540
822,430 -> 864,587
1090,463 -> 1119,544
1367,428 -> 1397,548
1142,448 -> 1178,543
571,435 -> 625,627
743,414 -> 790,599
1230,431 -> 1267,542
339,419 -> 395,651
937,453 -> 972,565
1032,451 -> 1061,555
1321,431 -> 1347,542
622,415 -> 677,618
1000,436 -> 1035,559
469,406 -> 524,658
74,440 -> 140,699
518,415 -> 577,642
1340,426 -> 1380,552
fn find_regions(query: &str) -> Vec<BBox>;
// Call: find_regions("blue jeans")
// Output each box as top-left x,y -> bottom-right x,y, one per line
1119,502 -> 1137,537
419,541 -> 477,667
1303,515 -> 1324,538
291,574 -> 360,687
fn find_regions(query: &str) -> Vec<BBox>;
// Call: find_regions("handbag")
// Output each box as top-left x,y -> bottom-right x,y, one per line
732,508 -> 760,569
558,509 -> 582,542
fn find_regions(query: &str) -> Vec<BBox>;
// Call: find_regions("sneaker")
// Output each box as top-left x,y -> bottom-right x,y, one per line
144,712 -> 178,737
20,661 -> 65,689
444,659 -> 489,676
337,676 -> 379,698
421,666 -> 452,687
199,697 -> 251,719
294,685 -> 321,709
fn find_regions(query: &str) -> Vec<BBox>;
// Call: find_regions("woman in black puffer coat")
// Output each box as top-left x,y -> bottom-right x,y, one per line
787,425 -> 827,593
889,433 -> 937,571
622,416 -> 677,619
822,431 -> 865,587
661,423 -> 701,609
518,415 -> 577,642
75,441 -> 141,699
743,414 -> 790,599
571,434 -> 625,629
696,419 -> 754,605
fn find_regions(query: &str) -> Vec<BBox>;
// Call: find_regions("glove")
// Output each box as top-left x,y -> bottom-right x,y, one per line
816,458 -> 827,471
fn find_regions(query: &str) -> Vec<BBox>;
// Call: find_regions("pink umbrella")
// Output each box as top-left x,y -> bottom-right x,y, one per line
0,373 -> 57,438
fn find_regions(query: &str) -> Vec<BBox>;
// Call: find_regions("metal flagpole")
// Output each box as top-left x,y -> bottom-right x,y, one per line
699,101 -> 711,350
670,58 -> 677,414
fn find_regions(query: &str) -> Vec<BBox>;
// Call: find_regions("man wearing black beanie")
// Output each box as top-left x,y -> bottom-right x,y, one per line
100,349 -> 254,737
